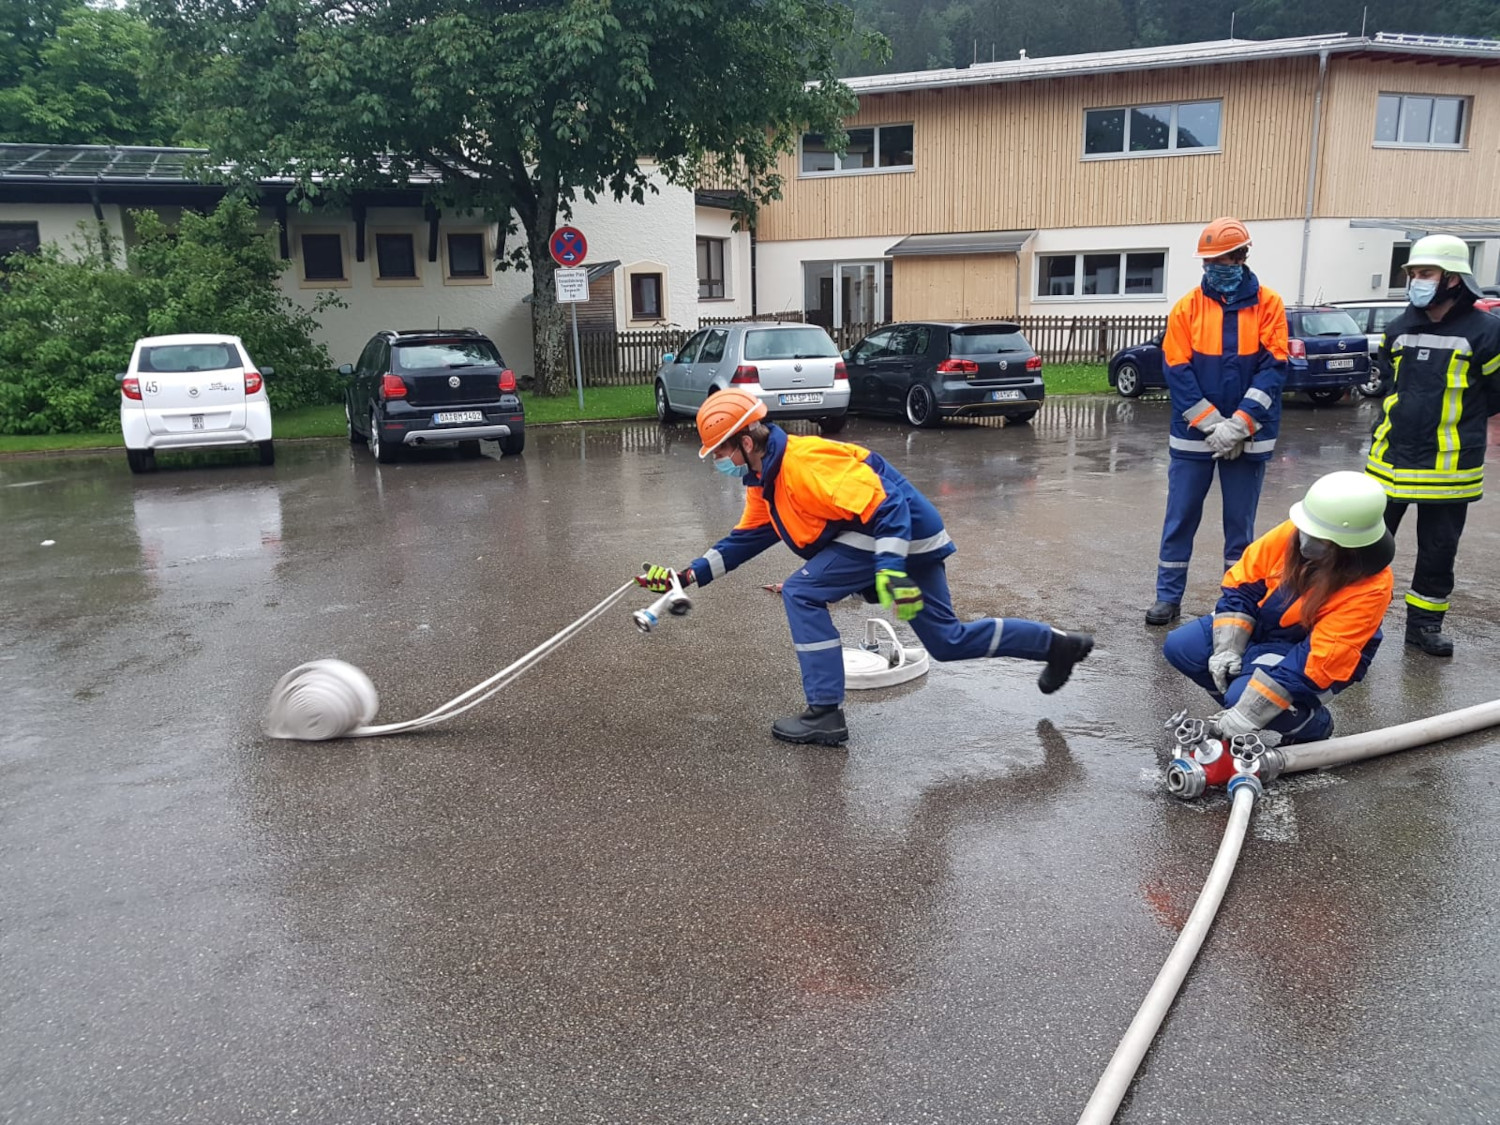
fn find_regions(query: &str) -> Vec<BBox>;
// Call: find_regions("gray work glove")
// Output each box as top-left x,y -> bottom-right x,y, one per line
1194,407 -> 1229,435
1205,414 -> 1251,459
1208,650 -> 1243,693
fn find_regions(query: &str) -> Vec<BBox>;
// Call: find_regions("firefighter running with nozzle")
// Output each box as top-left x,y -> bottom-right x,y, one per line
637,388 -> 1095,746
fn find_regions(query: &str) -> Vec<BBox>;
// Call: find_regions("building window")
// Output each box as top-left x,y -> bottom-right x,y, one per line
300,232 -> 346,282
803,260 -> 884,329
631,272 -> 664,319
1037,251 -> 1166,299
445,232 -> 488,280
800,123 -> 915,176
1083,101 -> 1221,158
1388,240 -> 1480,289
0,221 -> 40,262
697,237 -> 726,299
1375,94 -> 1468,148
374,232 -> 418,280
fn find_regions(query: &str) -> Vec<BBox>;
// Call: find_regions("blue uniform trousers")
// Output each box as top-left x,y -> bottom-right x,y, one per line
1162,615 -> 1334,742
781,548 -> 1055,706
1155,456 -> 1267,604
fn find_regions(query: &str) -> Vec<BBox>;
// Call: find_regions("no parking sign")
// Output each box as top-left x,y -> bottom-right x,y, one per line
549,226 -> 588,267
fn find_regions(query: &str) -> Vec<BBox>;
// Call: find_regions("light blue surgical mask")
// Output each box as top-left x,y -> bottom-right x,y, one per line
1204,263 -> 1244,295
1298,530 -> 1332,560
713,455 -> 748,479
1407,278 -> 1439,308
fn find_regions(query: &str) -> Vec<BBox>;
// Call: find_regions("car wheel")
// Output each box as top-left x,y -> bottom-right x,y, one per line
346,402 -> 365,444
498,432 -> 526,456
457,440 -> 483,459
258,440 -> 275,466
125,448 -> 155,474
904,383 -> 939,428
817,414 -> 847,435
1357,368 -> 1386,398
370,409 -> 400,463
1007,409 -> 1039,425
655,380 -> 679,423
1307,388 -> 1346,405
1115,362 -> 1143,398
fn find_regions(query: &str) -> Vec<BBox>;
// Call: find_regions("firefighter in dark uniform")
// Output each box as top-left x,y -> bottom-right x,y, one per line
1366,234 -> 1500,656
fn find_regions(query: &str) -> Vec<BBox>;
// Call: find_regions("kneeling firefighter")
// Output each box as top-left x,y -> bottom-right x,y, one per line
1162,471 -> 1394,744
638,389 -> 1095,746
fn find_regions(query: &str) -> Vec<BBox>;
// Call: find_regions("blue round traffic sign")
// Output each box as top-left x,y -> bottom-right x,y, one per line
550,226 -> 588,267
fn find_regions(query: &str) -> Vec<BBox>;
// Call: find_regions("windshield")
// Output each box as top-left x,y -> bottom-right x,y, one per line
1297,312 -> 1363,337
140,343 -> 241,372
393,339 -> 502,371
743,327 -> 838,361
950,329 -> 1028,355
1370,307 -> 1403,331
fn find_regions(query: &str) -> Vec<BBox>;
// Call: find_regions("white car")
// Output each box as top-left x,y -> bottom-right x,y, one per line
119,334 -> 275,473
1326,300 -> 1405,398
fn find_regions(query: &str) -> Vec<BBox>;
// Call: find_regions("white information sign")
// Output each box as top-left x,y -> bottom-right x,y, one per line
554,267 -> 589,303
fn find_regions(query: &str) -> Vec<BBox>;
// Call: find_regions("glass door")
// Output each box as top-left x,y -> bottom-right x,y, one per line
839,263 -> 881,331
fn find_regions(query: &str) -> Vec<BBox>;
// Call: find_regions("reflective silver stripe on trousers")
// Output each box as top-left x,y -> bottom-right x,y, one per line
705,548 -> 726,579
1159,560 -> 1189,569
834,529 -> 953,555
793,638 -> 842,653
986,618 -> 1004,656
1245,388 -> 1273,409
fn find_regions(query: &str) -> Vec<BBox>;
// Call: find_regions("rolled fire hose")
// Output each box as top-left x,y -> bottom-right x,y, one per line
264,580 -> 638,741
1080,697 -> 1500,1124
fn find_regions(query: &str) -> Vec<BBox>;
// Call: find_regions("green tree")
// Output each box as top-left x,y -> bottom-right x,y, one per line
146,0 -> 878,395
0,1 -> 181,144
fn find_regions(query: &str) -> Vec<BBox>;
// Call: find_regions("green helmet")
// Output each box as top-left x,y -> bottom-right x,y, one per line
1289,471 -> 1388,548
1405,234 -> 1482,297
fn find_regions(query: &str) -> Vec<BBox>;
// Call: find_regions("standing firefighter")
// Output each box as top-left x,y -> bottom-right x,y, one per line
638,389 -> 1095,746
1147,217 -> 1289,627
1366,234 -> 1500,656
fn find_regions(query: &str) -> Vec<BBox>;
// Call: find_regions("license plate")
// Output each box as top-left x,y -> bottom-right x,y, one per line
1326,358 -> 1355,370
778,392 -> 823,405
191,414 -> 204,430
989,389 -> 1025,402
433,410 -> 484,425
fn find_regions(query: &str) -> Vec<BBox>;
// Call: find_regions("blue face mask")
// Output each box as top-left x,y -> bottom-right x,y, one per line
713,455 -> 748,479
1204,263 -> 1244,295
1407,278 -> 1440,308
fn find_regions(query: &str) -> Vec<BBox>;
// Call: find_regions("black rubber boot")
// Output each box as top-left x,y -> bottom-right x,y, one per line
1038,630 -> 1094,695
772,705 -> 849,746
1405,607 -> 1454,657
1145,600 -> 1180,626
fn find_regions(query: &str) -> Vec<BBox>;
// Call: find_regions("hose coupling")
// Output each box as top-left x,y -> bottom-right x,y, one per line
1226,772 -> 1264,799
1256,747 -> 1286,784
1166,756 -> 1207,800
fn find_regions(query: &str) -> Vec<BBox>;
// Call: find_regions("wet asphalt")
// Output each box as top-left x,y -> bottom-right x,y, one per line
2,396 -> 1498,1125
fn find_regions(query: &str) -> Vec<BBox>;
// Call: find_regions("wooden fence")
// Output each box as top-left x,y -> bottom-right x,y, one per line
566,314 -> 1167,386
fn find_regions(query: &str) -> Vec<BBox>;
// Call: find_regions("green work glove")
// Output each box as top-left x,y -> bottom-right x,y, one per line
874,569 -> 924,621
637,564 -> 682,593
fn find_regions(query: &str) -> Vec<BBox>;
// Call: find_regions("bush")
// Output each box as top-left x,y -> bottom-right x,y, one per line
0,198 -> 341,434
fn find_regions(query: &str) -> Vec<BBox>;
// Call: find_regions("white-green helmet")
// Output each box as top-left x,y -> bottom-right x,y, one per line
1290,471 -> 1388,548
1405,234 -> 1483,297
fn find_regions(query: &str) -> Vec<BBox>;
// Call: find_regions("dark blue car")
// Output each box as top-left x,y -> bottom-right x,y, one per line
1108,305 -> 1371,405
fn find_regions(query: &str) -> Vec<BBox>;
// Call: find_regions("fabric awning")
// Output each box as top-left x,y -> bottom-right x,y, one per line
886,230 -> 1035,256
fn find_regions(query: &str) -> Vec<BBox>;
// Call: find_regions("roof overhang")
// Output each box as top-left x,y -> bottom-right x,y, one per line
1349,217 -> 1500,240
887,230 -> 1035,256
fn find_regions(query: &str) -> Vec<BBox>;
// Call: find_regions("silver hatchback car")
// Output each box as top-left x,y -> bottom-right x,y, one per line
653,322 -> 850,434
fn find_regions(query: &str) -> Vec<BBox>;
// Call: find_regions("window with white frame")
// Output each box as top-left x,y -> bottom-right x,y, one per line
1083,101 -> 1220,158
1375,94 -> 1469,148
801,124 -> 914,175
1037,251 -> 1166,299
697,237 -> 726,298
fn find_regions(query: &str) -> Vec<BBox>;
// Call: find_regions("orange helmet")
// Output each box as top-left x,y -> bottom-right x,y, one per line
1196,217 -> 1252,258
696,388 -> 768,458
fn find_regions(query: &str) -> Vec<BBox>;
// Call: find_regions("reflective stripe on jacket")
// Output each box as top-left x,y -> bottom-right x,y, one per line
1164,271 -> 1288,462
688,425 -> 955,585
1215,520 -> 1393,698
1366,302 -> 1500,503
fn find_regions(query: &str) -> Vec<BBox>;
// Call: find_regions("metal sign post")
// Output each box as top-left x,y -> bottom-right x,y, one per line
549,227 -> 590,411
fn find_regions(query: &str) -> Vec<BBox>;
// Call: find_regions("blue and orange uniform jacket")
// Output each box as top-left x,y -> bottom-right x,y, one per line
1214,521 -> 1393,712
1164,269 -> 1289,462
686,425 -> 955,586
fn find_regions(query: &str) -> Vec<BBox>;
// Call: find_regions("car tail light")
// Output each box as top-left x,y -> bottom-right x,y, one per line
730,365 -> 759,385
936,358 -> 979,375
1025,355 -> 1042,372
244,371 -> 263,395
121,376 -> 142,401
380,373 -> 408,399
498,368 -> 517,393
1288,339 -> 1307,359
834,360 -> 848,380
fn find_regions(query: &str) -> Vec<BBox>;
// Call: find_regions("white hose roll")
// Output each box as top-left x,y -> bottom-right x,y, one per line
263,659 -> 380,741
1280,698 -> 1500,774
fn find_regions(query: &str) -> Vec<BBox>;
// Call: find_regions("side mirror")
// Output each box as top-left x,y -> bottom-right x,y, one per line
115,372 -> 128,382
841,349 -> 851,361
660,353 -> 675,365
338,363 -> 353,376
260,365 -> 274,377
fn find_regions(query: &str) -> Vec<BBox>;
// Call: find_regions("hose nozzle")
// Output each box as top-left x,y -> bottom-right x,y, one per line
633,570 -> 692,634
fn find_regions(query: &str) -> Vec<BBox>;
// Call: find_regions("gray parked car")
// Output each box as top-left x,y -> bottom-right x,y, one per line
653,322 -> 850,434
